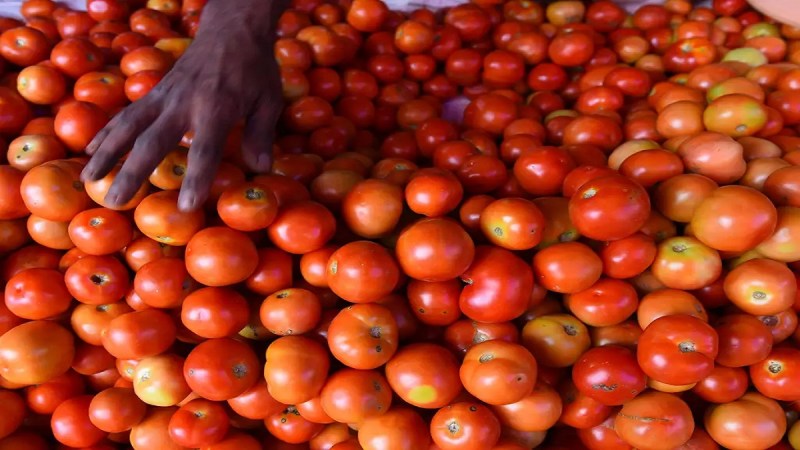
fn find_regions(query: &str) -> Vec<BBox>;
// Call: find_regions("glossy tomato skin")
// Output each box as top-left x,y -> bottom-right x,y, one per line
395,217 -> 475,282
460,340 -> 537,405
571,345 -> 646,406
459,246 -> 533,323
614,392 -> 694,449
184,338 -> 260,402
0,320 -> 75,385
750,347 -> 800,401
385,343 -> 461,409
430,402 -> 502,450
705,392 -> 786,450
569,174 -> 651,241
637,315 -> 718,386
326,240 -> 400,303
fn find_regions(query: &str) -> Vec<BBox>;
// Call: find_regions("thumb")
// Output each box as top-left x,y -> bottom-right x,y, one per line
747,0 -> 800,28
241,94 -> 282,174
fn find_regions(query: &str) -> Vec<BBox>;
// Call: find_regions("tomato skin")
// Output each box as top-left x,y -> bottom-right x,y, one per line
395,217 -> 475,282
50,395 -> 107,448
327,303 -> 398,370
4,267 -> 72,320
168,399 -> 230,448
385,343 -> 462,409
705,392 -> 786,450
533,242 -> 602,294
88,387 -> 147,433
650,236 -> 722,291
64,254 -> 130,305
715,314 -> 773,367
568,174 -> 651,241
571,345 -> 646,406
184,337 -> 260,402
430,402 -> 502,450
459,246 -> 533,323
326,241 -> 400,303
750,347 -> 800,401
599,233 -> 656,279
692,365 -> 748,403
358,407 -> 431,450
0,390 -> 25,440
460,340 -> 537,405
0,320 -> 75,385
637,315 -> 719,386
614,392 -> 694,450
264,335 -> 330,405
101,309 -> 176,360
723,258 -> 797,316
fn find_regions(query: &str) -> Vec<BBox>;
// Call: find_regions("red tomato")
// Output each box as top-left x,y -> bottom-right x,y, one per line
568,174 -> 651,241
572,345 -> 646,406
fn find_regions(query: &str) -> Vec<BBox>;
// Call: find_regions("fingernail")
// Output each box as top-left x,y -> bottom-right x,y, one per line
104,192 -> 120,207
256,154 -> 271,171
179,193 -> 196,212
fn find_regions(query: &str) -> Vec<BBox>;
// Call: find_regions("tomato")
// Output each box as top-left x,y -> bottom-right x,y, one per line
317,368 -> 391,425
430,402 -> 502,450
129,406 -> 188,450
463,93 -> 519,135
599,233 -> 657,279
88,387 -> 147,433
63,254 -> 129,305
358,407 -> 431,450
637,315 -> 718,386
0,320 -> 75,385
384,343 -> 461,409
704,93 -> 768,137
763,165 -> 800,208
101,309 -> 175,359
7,134 -> 66,172
4,267 -> 71,320
533,242 -> 602,294
246,247 -> 294,295
50,38 -> 105,79
714,314 -> 772,368
460,340 -> 537,405
677,132 -> 746,185
67,207 -> 132,256
259,288 -> 321,336
459,246 -> 532,323
51,395 -> 107,447
346,0 -> 388,32
404,168 -> 463,218
650,236 -> 722,291
120,46 -> 173,76
20,159 -> 90,222
568,174 -> 650,241
749,346 -> 800,401
757,206 -> 800,262
125,69 -> 164,101
572,345 -> 646,406
184,227 -> 258,287
73,71 -> 127,113
705,392 -> 786,450
723,258 -> 797,315
264,335 -> 330,405
168,399 -> 229,448
615,392 -> 694,449
216,182 -> 278,232
566,278 -> 638,327
690,185 -> 777,253
395,217 -> 475,282
513,147 -> 575,197
326,241 -> 399,303
132,354 -> 190,407
267,200 -> 336,254
654,173 -> 718,223
184,337 -> 260,401
692,365 -> 748,403
16,65 -> 66,107
0,390 -> 25,440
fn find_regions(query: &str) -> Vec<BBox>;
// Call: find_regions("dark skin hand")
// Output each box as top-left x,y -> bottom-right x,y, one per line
80,0 -> 289,212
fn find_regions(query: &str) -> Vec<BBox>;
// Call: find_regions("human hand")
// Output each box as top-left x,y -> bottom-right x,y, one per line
81,0 -> 286,212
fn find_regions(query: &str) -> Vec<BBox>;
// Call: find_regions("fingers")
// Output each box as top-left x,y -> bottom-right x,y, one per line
241,93 -> 282,173
104,113 -> 186,208
178,113 -> 234,211
81,100 -> 158,182
747,0 -> 800,27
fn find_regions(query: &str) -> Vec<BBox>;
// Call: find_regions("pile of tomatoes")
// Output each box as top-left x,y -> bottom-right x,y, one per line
1,0 -> 800,448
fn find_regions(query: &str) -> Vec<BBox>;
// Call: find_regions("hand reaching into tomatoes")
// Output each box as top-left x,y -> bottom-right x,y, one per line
81,0 -> 288,212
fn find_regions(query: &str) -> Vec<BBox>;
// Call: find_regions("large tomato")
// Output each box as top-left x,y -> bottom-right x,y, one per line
358,407 -> 431,450
184,338 -> 260,401
395,217 -> 475,282
704,392 -> 786,450
0,320 -> 75,385
460,340 -> 537,405
264,335 -> 330,405
327,303 -> 398,370
319,368 -> 392,424
459,246 -> 533,323
429,402 -> 502,450
184,226 -> 258,287
568,174 -> 651,241
571,345 -> 646,406
637,315 -> 718,386
326,241 -> 400,303
614,392 -> 694,449
385,343 -> 462,409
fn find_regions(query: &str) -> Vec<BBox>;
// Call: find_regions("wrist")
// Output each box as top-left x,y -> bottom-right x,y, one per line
197,0 -> 289,45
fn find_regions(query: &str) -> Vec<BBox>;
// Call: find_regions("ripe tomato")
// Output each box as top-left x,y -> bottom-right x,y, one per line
50,37 -> 105,79
705,392 -> 786,449
267,200 -> 336,254
73,71 -> 127,113
246,247 -> 294,295
385,343 -> 461,409
51,395 -> 107,447
750,346 -> 800,401
67,207 -> 132,255
20,159 -> 90,222
54,100 -> 109,152
0,320 -> 74,385
358,407 -> 431,450
7,134 -> 67,172
460,340 -> 537,405
129,406 -> 186,450
132,353 -> 190,407
459,246 -> 532,323
533,242 -> 602,294
478,197 -> 545,250
522,314 -> 591,368
318,368 -> 391,424
690,185 -> 777,253
326,241 -> 400,303
184,226 -> 258,287
88,387 -> 147,433
0,390 -> 25,440
650,236 -> 722,290
724,258 -> 796,315
614,392 -> 694,449
568,174 -> 651,241
692,365 -> 748,403
637,314 -> 718,386
184,337 -> 260,401
677,132 -> 746,185
430,402 -> 502,450
395,217 -> 475,282
168,399 -> 229,448
566,278 -> 638,327
4,268 -> 71,320
17,64 -> 66,105
64,254 -> 129,305
101,309 -> 176,360
327,303 -> 398,370
259,288 -> 322,336
572,345 -> 646,406
264,335 -> 330,405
